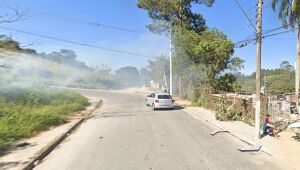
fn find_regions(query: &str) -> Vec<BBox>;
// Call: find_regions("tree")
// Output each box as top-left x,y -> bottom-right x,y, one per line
137,0 -> 214,34
40,49 -> 90,70
235,61 -> 296,95
272,0 -> 300,109
0,37 -> 21,51
115,66 -> 141,87
139,67 -> 152,86
215,73 -> 237,92
138,0 -> 244,99
173,29 -> 242,87
280,60 -> 294,71
272,0 -> 300,27
0,6 -> 23,24
145,56 -> 170,89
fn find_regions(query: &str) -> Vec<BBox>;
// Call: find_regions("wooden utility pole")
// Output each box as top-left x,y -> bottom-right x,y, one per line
255,0 -> 263,139
296,22 -> 300,112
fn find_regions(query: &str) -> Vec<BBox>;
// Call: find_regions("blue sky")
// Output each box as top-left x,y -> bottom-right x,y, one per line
0,0 -> 296,74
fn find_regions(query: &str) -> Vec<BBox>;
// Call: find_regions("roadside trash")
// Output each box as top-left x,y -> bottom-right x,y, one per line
210,130 -> 229,136
288,122 -> 300,128
238,144 -> 262,152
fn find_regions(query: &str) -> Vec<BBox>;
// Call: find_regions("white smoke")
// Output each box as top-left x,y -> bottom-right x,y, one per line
0,52 -> 91,88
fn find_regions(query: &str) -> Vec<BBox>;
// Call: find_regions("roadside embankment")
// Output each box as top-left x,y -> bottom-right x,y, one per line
0,87 -> 102,170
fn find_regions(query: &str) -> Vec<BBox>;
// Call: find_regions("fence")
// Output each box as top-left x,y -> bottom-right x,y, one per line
263,95 -> 297,130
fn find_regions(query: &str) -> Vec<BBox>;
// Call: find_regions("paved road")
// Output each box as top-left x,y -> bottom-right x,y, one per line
35,89 -> 289,170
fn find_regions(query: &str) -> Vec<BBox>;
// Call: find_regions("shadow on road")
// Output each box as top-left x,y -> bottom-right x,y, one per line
154,105 -> 184,111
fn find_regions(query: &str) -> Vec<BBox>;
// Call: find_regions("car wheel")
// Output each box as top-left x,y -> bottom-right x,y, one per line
152,103 -> 156,110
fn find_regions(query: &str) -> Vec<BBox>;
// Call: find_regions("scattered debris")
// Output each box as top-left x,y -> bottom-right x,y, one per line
210,130 -> 229,136
238,144 -> 262,152
288,122 -> 300,128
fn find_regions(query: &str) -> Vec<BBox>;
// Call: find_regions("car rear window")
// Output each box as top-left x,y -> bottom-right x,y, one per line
158,95 -> 172,99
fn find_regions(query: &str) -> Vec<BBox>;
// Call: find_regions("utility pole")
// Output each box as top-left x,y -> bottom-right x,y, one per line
169,28 -> 173,96
264,76 -> 267,96
255,0 -> 263,140
296,21 -> 300,112
162,59 -> 168,90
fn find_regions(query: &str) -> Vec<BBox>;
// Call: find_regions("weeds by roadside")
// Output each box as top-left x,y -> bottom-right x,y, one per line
0,87 -> 89,151
191,89 -> 254,125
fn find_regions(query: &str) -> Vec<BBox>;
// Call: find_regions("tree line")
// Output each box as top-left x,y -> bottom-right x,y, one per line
138,0 -> 300,101
0,36 -> 146,89
137,0 -> 244,101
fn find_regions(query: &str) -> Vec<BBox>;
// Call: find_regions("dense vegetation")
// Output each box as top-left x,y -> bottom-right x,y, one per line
0,87 -> 89,151
138,0 -> 244,100
138,1 -> 296,97
236,61 -> 295,95
138,0 -> 298,124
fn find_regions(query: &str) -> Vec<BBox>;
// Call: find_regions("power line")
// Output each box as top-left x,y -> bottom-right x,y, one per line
262,26 -> 284,35
149,27 -> 296,69
175,27 -> 298,67
237,26 -> 285,45
263,27 -> 297,38
0,26 -> 153,59
9,3 -> 144,34
233,0 -> 257,32
235,26 -> 295,48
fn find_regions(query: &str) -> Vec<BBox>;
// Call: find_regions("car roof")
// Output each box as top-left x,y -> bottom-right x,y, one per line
155,93 -> 171,96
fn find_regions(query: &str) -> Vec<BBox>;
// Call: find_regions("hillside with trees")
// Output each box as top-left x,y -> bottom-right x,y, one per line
0,36 -> 142,89
236,61 -> 295,95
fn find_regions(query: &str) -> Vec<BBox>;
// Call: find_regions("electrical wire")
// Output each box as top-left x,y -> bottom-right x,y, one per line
233,0 -> 257,32
9,3 -> 144,34
235,26 -> 294,48
173,27 -> 298,67
0,26 -> 153,59
263,27 -> 297,38
262,26 -> 284,35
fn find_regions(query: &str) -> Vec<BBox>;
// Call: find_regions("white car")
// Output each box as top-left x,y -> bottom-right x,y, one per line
146,92 -> 174,110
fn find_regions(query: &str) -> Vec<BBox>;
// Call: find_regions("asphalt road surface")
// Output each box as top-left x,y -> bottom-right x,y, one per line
34,89 -> 290,170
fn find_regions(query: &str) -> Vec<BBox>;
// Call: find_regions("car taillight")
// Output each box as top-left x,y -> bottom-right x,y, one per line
155,99 -> 159,103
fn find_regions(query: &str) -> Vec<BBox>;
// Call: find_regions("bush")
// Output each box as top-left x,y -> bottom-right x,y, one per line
192,96 -> 207,107
193,90 -> 254,125
0,87 -> 89,151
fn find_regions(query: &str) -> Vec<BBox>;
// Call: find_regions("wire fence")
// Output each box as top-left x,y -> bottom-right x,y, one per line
262,94 -> 298,130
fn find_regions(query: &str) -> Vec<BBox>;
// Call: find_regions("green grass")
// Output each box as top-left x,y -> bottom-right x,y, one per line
0,87 -> 89,150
